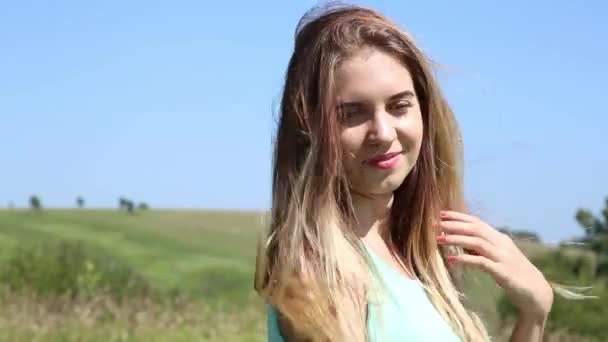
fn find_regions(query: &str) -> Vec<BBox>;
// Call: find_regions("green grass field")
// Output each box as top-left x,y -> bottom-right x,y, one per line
0,209 -> 269,341
0,209 -> 600,341
0,209 -> 265,294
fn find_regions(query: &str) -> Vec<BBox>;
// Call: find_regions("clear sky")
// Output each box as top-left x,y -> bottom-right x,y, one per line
1,1 -> 606,244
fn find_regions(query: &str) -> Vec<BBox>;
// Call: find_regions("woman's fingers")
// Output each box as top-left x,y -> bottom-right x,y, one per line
439,211 -> 504,245
447,254 -> 506,285
437,234 -> 500,261
438,220 -> 481,237
439,210 -> 477,223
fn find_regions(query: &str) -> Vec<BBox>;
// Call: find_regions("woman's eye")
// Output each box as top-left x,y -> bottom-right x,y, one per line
345,109 -> 365,118
339,106 -> 367,123
389,101 -> 412,114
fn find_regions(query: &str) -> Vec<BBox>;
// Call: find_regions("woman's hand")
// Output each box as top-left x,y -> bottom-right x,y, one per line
436,210 -> 554,321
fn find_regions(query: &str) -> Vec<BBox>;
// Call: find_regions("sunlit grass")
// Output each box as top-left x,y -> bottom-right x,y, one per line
0,209 -> 601,341
0,209 -> 268,341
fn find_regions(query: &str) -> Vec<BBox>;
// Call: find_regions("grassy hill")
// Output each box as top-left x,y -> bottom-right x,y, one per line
0,209 -> 603,341
0,209 -> 266,292
0,209 -> 269,341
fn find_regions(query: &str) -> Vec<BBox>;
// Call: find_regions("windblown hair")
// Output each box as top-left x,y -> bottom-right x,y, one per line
255,3 -> 490,341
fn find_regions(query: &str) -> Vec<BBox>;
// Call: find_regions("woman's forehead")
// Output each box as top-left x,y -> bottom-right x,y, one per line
334,48 -> 415,103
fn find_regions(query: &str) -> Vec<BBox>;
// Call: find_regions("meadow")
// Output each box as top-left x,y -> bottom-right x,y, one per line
0,209 -> 268,341
0,209 -> 604,341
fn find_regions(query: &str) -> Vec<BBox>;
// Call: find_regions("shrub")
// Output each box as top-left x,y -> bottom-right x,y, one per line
0,240 -> 151,301
497,249 -> 607,339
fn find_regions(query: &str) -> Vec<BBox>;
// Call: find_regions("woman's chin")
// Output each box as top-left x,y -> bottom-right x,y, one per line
363,176 -> 406,196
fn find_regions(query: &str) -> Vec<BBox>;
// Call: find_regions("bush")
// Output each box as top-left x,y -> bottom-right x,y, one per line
0,240 -> 151,301
596,255 -> 608,279
546,285 -> 608,338
497,249 -> 608,339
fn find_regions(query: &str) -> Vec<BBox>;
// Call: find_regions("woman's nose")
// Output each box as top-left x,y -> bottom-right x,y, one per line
368,111 -> 396,144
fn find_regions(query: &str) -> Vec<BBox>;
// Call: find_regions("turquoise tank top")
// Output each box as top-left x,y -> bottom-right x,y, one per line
266,247 -> 461,341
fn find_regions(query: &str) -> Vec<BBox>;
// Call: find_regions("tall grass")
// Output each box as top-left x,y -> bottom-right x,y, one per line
0,287 -> 265,342
0,209 -> 268,341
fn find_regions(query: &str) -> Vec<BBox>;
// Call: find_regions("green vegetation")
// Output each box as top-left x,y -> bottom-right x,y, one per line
0,197 -> 606,341
0,239 -> 150,300
496,196 -> 608,341
0,209 -> 268,341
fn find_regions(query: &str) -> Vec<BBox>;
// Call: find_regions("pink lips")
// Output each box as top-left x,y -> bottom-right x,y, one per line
366,152 -> 402,169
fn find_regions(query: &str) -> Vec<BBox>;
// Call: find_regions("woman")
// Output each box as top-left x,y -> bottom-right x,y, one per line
254,3 -> 554,341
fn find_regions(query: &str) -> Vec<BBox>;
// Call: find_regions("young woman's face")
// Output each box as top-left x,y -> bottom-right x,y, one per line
335,48 -> 424,197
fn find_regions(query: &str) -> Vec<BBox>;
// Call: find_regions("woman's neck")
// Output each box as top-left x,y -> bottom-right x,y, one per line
351,191 -> 393,241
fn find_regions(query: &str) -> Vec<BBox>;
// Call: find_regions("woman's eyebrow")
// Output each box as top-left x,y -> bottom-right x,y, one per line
337,101 -> 364,109
387,90 -> 415,101
337,90 -> 415,107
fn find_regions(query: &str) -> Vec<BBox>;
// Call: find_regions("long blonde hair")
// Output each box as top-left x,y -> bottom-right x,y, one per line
255,3 -> 490,341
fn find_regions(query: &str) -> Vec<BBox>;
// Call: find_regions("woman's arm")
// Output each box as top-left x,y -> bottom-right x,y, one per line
509,312 -> 549,342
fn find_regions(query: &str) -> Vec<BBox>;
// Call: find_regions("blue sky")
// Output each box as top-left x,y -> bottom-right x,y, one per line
1,1 -> 606,244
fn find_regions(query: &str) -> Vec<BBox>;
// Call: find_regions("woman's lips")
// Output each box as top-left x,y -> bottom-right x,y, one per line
365,152 -> 402,169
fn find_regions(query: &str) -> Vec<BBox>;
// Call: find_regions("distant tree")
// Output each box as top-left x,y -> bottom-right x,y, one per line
138,202 -> 149,210
576,198 -> 607,235
30,195 -> 42,210
574,196 -> 608,259
118,197 -> 127,211
125,200 -> 134,214
118,197 -> 137,214
512,230 -> 540,243
498,227 -> 540,243
76,196 -> 85,209
576,208 -> 605,236
8,201 -> 14,210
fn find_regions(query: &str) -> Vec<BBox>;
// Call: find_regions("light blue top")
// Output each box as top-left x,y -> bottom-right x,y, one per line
267,247 -> 461,341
